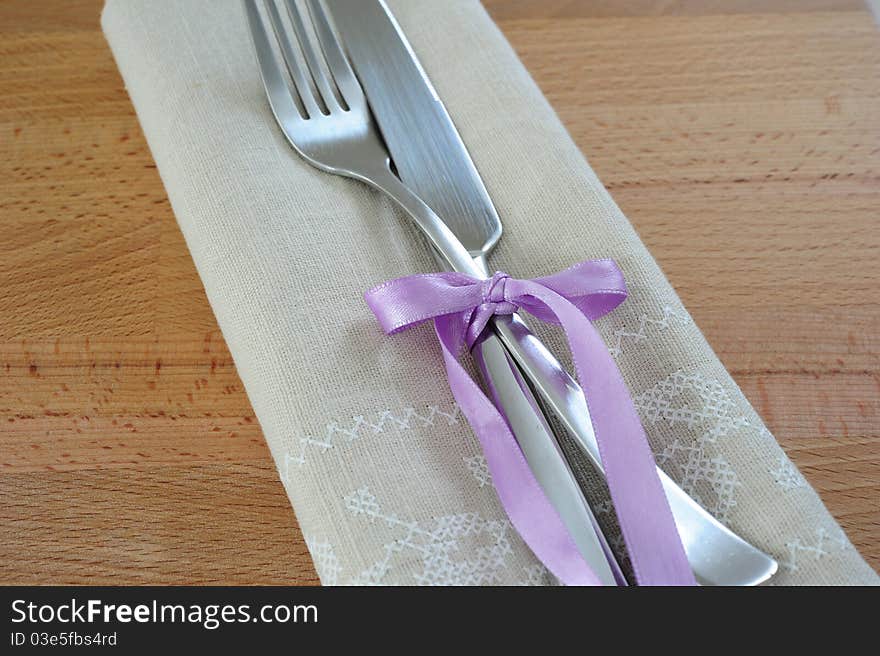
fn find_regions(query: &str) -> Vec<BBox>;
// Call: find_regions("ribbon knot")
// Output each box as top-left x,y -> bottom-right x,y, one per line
365,259 -> 695,587
468,272 -> 517,348
481,271 -> 512,306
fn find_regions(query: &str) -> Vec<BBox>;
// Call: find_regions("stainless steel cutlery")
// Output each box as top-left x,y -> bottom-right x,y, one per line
243,0 -> 623,584
244,0 -> 778,585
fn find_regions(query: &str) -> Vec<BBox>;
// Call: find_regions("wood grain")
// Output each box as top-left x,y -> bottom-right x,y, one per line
1,1 -> 877,583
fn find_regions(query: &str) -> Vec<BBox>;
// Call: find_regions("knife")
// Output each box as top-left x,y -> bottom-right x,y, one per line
322,0 -> 623,584
325,0 -> 778,585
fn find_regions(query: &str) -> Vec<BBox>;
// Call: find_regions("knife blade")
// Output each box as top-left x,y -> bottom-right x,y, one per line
325,0 -> 777,585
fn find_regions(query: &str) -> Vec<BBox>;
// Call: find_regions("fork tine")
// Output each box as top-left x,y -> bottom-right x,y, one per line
305,0 -> 363,110
244,0 -> 307,129
283,0 -> 340,113
262,0 -> 323,119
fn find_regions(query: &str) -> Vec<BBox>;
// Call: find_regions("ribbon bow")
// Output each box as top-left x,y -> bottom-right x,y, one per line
365,259 -> 695,586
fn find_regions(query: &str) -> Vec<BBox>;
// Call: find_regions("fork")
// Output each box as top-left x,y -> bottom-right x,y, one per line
243,0 -> 626,584
245,0 -> 484,276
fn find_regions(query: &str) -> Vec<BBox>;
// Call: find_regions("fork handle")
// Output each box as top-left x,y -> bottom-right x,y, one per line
485,313 -> 778,585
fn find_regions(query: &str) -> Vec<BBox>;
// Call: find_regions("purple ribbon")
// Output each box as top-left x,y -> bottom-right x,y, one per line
365,259 -> 695,586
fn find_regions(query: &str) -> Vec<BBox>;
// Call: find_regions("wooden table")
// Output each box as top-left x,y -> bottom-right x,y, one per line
1,1 -> 877,584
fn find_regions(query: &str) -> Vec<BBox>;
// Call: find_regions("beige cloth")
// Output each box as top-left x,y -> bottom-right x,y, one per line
102,0 -> 877,585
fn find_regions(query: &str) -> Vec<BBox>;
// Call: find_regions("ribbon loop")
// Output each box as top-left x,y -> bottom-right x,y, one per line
365,258 -> 696,586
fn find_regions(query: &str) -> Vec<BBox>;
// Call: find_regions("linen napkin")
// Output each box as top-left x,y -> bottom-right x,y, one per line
102,0 -> 878,585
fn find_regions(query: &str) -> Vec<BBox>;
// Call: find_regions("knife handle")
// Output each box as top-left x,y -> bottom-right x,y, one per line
471,327 -> 624,586
421,243 -> 624,584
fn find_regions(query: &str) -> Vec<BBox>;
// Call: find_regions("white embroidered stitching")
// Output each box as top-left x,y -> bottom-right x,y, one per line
633,371 -> 750,443
464,454 -> 491,488
656,440 -> 741,523
286,403 -> 461,469
608,304 -> 688,358
634,370 -> 748,522
519,564 -> 551,586
780,528 -> 848,573
343,487 -> 515,586
303,537 -> 342,586
770,455 -> 808,490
